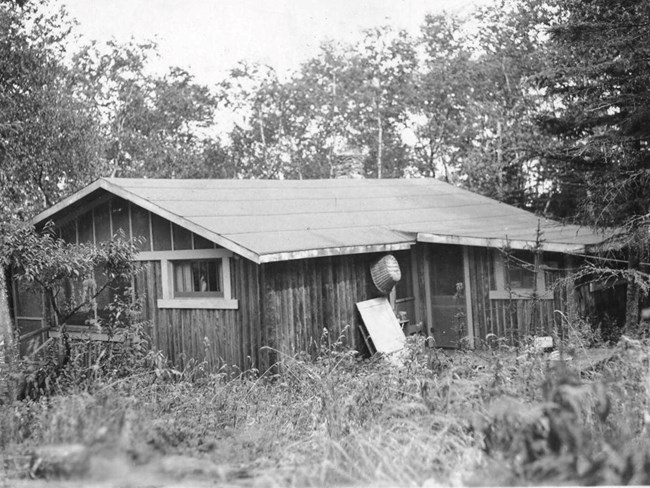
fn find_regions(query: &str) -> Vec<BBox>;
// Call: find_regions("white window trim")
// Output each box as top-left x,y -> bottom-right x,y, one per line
489,251 -> 553,300
138,249 -> 238,310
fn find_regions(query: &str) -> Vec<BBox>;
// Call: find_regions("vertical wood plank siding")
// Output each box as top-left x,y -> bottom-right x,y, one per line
134,257 -> 262,372
259,253 -> 381,369
42,189 -> 596,367
466,246 -> 569,345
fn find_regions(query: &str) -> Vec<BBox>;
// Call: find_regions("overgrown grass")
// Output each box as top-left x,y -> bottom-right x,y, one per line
2,326 -> 650,486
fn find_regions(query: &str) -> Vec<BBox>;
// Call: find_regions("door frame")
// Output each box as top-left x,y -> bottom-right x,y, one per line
462,247 -> 475,348
422,243 -> 475,348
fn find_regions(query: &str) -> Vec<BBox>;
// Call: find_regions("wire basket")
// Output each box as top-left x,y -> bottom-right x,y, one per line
370,254 -> 402,294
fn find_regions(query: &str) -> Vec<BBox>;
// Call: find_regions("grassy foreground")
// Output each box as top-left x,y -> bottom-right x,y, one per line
2,332 -> 650,487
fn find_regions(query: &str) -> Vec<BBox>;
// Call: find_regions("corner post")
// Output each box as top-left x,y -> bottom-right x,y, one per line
462,247 -> 475,349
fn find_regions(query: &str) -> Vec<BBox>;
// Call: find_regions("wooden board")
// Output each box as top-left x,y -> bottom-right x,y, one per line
356,297 -> 405,355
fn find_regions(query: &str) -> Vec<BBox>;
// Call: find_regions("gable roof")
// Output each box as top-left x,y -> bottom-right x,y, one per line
33,177 -> 609,263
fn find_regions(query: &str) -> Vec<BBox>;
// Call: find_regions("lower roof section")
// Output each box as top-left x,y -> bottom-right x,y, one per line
415,222 -> 611,255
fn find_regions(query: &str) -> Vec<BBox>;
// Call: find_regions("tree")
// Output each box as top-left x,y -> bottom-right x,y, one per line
1,2 -> 225,206
219,62 -> 311,178
410,13 -> 475,180
0,2 -> 107,372
414,1 -> 559,209
0,2 -> 105,213
73,41 -> 220,178
221,28 -> 418,180
342,27 -> 418,178
290,45 -> 357,178
537,0 -> 650,326
5,224 -> 138,330
462,0 -> 556,207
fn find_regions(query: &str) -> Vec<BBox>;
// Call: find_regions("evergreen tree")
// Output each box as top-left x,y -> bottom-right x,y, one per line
538,0 -> 650,325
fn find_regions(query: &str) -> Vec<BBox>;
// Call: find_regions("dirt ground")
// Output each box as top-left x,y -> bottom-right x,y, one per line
3,447 -> 297,488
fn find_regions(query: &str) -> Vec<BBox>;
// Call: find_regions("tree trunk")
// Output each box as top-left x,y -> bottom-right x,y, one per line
625,246 -> 641,330
0,269 -> 16,401
376,106 -> 383,179
496,121 -> 503,200
257,106 -> 267,168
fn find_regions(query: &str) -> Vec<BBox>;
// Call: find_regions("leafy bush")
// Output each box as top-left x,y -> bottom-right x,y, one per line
1,223 -> 148,400
474,336 -> 650,485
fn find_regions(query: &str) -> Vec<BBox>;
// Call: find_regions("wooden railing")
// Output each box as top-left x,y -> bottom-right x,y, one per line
19,326 -> 51,343
48,325 -> 129,343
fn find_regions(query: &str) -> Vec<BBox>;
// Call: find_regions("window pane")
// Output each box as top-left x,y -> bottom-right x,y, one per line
94,265 -> 110,310
172,224 -> 192,250
208,260 -> 222,292
506,251 -> 536,289
172,259 -> 222,296
174,263 -> 183,292
192,261 -> 202,291
78,211 -> 94,245
151,214 -> 172,251
185,263 -> 193,290
94,202 -> 111,244
14,284 -> 42,317
59,220 -> 77,244
130,205 -> 151,251
193,233 -> 214,249
59,278 -> 86,325
431,245 -> 464,296
111,198 -> 130,240
174,264 -> 183,292
208,261 -> 217,291
510,269 -> 535,289
108,277 -> 128,307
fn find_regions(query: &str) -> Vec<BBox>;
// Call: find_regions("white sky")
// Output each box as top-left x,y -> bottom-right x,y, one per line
62,0 -> 484,85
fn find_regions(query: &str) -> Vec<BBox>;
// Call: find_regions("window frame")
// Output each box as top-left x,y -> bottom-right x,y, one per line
489,250 -> 555,300
136,248 -> 238,310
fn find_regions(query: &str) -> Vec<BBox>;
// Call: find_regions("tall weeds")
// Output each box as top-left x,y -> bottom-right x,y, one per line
2,327 -> 650,486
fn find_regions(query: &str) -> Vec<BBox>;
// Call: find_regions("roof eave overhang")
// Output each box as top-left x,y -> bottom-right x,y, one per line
32,178 -> 263,264
416,232 -> 588,254
32,178 -> 107,226
258,241 -> 414,263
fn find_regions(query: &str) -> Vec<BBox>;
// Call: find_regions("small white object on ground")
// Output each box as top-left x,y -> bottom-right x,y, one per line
533,336 -> 553,350
548,350 -> 573,361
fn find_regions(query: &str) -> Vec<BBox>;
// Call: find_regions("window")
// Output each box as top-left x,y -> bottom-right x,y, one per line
151,249 -> 238,310
489,249 -> 554,300
505,251 -> 536,289
173,259 -> 223,297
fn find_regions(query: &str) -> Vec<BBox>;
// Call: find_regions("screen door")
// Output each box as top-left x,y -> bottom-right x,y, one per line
429,244 -> 467,348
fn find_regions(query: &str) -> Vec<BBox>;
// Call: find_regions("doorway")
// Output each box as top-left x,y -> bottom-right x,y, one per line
428,244 -> 468,348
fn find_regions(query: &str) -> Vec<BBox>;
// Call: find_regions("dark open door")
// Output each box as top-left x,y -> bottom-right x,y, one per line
429,244 -> 467,348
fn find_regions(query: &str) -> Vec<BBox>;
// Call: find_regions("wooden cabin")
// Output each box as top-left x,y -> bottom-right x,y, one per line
16,178 -> 608,370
